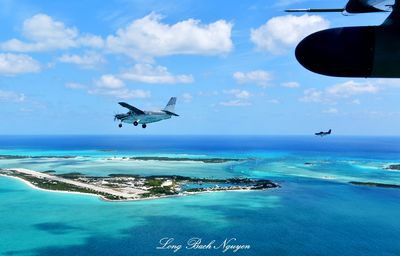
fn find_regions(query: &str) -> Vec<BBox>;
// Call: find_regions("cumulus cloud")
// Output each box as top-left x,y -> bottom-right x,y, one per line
220,89 -> 252,107
0,14 -> 103,52
106,13 -> 233,60
300,80 -> 381,103
59,52 -> 106,68
251,14 -> 329,54
233,70 -> 272,87
323,107 -> 338,114
182,93 -> 193,103
89,74 -> 150,99
0,53 -> 40,75
89,88 -> 150,99
95,74 -> 125,89
281,81 -> 300,88
326,80 -> 379,97
0,90 -> 25,102
120,64 -> 193,84
300,88 -> 324,103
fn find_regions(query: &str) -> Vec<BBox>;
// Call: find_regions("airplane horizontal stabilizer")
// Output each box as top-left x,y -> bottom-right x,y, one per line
162,110 -> 179,116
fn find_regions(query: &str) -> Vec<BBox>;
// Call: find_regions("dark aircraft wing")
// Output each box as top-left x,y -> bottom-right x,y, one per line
345,0 -> 392,13
118,102 -> 145,115
286,0 -> 393,13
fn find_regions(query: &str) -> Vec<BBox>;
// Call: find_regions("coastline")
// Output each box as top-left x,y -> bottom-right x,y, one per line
0,174 -> 100,198
0,169 -> 279,202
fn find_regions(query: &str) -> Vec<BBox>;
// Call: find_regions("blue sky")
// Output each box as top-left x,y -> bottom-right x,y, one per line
0,0 -> 399,135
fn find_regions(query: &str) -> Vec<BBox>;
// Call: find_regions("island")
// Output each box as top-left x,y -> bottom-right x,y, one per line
0,168 -> 279,201
349,181 -> 400,189
0,154 -> 246,163
385,164 -> 400,170
107,156 -> 246,163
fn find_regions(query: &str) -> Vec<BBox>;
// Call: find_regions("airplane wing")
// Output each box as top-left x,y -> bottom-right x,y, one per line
345,0 -> 392,13
118,102 -> 145,115
286,0 -> 394,13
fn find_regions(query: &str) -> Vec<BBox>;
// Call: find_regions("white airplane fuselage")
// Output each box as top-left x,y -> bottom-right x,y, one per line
117,111 -> 171,124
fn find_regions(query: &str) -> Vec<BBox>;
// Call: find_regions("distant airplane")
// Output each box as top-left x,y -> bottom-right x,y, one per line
315,129 -> 332,137
114,97 -> 179,129
286,0 -> 400,78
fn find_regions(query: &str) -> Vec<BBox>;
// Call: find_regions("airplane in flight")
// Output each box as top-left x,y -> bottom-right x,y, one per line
287,0 -> 400,78
114,97 -> 179,128
315,129 -> 332,137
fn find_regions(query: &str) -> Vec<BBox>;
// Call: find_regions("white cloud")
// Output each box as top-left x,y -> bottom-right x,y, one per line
96,74 -> 125,89
65,82 -> 86,89
326,80 -> 379,97
251,14 -> 329,54
300,88 -> 324,103
300,80 -> 380,103
0,90 -> 25,102
224,89 -> 251,99
282,81 -> 300,88
0,13 -> 103,52
106,13 -> 233,60
220,89 -> 252,107
89,88 -> 150,99
0,53 -> 40,75
182,93 -> 193,103
323,108 -> 338,114
77,35 -> 104,48
120,64 -> 193,84
59,52 -> 106,68
220,100 -> 251,107
233,70 -> 272,87
90,74 -> 150,99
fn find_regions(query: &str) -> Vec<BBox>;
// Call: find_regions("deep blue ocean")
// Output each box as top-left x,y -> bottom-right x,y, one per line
0,135 -> 399,256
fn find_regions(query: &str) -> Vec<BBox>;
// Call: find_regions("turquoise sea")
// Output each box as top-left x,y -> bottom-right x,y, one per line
0,135 -> 400,255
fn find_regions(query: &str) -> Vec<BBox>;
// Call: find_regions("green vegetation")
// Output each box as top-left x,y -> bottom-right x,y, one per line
386,164 -> 400,170
144,179 -> 163,187
350,181 -> 400,189
14,173 -> 91,193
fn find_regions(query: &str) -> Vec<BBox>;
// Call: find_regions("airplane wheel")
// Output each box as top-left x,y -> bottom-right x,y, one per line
118,123 -> 122,128
142,124 -> 147,129
133,121 -> 138,126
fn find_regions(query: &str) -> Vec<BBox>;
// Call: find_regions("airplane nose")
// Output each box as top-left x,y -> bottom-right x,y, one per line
295,27 -> 375,77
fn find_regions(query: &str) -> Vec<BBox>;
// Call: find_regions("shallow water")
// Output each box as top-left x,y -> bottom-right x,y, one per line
0,136 -> 399,255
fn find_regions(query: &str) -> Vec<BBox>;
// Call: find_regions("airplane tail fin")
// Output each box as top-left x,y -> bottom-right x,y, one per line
163,97 -> 177,113
328,129 -> 332,134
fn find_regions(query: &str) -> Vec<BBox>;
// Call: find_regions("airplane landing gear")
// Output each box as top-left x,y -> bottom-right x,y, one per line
133,121 -> 138,126
142,124 -> 147,129
118,123 -> 122,128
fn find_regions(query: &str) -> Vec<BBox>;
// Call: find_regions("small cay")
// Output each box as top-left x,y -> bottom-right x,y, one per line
349,181 -> 400,189
0,168 -> 279,201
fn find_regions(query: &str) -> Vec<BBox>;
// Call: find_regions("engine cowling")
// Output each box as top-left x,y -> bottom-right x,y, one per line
295,26 -> 400,78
